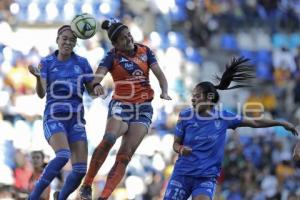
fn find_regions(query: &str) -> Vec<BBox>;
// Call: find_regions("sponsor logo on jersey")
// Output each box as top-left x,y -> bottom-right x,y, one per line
52,67 -> 58,72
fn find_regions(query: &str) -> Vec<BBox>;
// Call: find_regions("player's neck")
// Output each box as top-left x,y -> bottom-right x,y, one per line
121,45 -> 136,56
57,53 -> 71,61
197,109 -> 212,117
122,49 -> 135,56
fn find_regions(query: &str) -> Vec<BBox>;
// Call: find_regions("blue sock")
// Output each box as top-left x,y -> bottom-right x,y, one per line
58,162 -> 87,200
29,149 -> 70,200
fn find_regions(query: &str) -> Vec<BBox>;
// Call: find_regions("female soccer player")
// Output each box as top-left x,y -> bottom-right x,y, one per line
79,19 -> 171,200
28,25 -> 94,200
28,151 -> 50,200
163,57 -> 299,200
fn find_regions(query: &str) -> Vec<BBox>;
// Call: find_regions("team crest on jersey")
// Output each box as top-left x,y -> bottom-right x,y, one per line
214,119 -> 222,129
132,69 -> 143,76
140,54 -> 147,62
74,65 -> 82,74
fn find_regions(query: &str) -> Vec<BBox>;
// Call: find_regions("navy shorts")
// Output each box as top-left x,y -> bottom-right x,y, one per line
164,174 -> 217,200
43,112 -> 87,143
107,99 -> 153,128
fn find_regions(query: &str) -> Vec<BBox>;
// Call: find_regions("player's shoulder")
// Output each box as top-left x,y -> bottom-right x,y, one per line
72,52 -> 88,62
135,43 -> 151,51
101,48 -> 117,59
107,48 -> 117,55
179,107 -> 193,117
41,53 -> 55,63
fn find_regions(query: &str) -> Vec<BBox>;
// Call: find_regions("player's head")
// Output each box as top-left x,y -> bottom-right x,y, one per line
31,150 -> 45,168
192,57 -> 254,112
56,25 -> 77,56
101,19 -> 134,52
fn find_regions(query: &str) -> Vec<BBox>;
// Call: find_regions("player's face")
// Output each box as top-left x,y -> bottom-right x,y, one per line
31,152 -> 44,168
114,28 -> 134,51
57,30 -> 77,56
191,86 -> 211,112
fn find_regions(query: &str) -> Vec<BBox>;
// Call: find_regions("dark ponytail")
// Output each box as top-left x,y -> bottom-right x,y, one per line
214,56 -> 255,90
196,57 -> 255,103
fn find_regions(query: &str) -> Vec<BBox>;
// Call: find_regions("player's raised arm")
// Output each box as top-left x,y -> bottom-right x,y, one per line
150,63 -> 172,100
28,64 -> 46,98
237,118 -> 299,136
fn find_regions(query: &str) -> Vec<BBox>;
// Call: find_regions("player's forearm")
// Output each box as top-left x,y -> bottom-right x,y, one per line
93,67 -> 107,84
158,74 -> 168,94
35,77 -> 45,98
252,119 -> 285,128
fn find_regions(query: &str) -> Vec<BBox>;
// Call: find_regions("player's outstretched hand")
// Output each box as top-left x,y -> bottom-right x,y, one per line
282,122 -> 299,136
160,93 -> 172,100
28,65 -> 40,77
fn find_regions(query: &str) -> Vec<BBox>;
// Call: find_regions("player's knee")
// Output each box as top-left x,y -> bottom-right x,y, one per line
116,153 -> 131,165
55,148 -> 71,164
103,133 -> 117,145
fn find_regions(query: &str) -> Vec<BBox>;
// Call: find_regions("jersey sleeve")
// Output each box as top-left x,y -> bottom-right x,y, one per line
223,110 -> 243,129
83,58 -> 94,83
174,111 -> 186,138
98,51 -> 114,70
39,59 -> 47,80
146,47 -> 158,67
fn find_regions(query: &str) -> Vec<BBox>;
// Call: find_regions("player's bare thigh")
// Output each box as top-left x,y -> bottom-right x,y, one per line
105,117 -> 129,137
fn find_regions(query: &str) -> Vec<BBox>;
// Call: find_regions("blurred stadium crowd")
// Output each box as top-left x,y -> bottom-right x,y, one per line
0,0 -> 300,199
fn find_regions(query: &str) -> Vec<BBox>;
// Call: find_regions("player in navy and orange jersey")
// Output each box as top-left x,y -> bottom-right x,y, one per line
28,25 -> 94,200
28,151 -> 50,200
163,57 -> 299,200
79,19 -> 171,200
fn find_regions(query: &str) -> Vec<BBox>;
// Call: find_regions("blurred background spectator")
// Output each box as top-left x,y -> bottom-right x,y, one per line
0,0 -> 300,199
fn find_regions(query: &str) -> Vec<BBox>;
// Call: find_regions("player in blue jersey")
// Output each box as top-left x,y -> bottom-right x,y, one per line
28,25 -> 94,200
163,57 -> 299,200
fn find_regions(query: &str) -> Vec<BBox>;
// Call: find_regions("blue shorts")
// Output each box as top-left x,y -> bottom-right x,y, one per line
163,174 -> 217,200
43,112 -> 87,143
107,100 -> 153,128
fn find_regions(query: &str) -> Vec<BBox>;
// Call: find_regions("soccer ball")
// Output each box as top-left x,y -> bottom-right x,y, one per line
71,13 -> 97,39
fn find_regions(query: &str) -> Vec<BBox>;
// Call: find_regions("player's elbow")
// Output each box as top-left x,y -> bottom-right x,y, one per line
37,91 -> 45,98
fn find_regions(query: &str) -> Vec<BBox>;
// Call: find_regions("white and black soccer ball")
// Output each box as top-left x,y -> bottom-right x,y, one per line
71,13 -> 97,39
